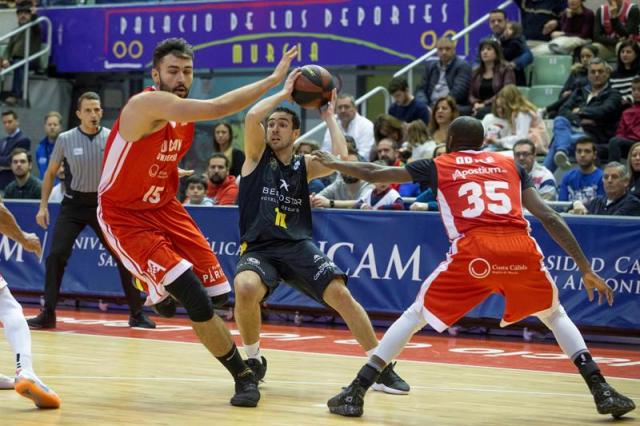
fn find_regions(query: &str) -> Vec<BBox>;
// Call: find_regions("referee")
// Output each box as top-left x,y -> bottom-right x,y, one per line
28,92 -> 155,329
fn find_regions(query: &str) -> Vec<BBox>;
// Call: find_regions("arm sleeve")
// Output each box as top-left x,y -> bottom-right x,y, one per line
405,159 -> 438,194
511,43 -> 533,70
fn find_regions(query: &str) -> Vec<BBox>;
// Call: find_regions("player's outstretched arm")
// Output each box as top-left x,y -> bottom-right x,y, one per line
0,199 -> 42,257
522,187 -> 613,306
311,150 -> 412,183
121,47 -> 299,142
307,90 -> 348,180
243,68 -> 301,168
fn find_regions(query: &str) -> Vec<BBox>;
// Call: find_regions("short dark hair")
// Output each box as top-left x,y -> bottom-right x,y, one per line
10,147 -> 31,163
2,110 -> 17,120
153,38 -> 194,69
575,136 -> 597,152
269,106 -> 300,130
186,174 -> 207,188
344,135 -> 357,152
513,139 -> 536,155
489,9 -> 506,18
388,76 -> 408,94
77,92 -> 101,111
208,153 -> 229,168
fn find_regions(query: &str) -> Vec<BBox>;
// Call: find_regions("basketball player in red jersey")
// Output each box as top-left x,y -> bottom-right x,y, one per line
98,38 -> 298,408
313,116 -> 636,419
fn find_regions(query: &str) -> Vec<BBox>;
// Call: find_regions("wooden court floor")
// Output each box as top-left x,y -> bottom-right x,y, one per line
0,312 -> 638,425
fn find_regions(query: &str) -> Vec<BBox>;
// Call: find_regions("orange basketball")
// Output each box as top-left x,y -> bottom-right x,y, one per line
292,65 -> 335,109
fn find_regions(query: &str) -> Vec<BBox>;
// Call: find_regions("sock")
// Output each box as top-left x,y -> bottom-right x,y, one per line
372,307 -> 427,365
244,341 -> 262,362
573,351 -> 605,391
0,287 -> 33,373
216,344 -> 250,379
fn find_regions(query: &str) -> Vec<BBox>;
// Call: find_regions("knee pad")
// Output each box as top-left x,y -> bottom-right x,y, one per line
210,293 -> 229,309
166,271 -> 214,322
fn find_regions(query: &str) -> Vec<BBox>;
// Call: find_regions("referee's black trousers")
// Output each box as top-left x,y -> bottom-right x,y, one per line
43,199 -> 144,315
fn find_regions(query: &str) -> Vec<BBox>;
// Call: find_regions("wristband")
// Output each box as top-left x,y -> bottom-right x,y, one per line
329,199 -> 335,208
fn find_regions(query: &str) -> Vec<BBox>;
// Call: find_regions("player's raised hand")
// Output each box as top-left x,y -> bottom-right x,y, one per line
270,46 -> 298,85
310,150 -> 339,167
582,271 -> 614,306
281,68 -> 301,101
21,232 -> 42,257
178,168 -> 194,178
319,88 -> 338,121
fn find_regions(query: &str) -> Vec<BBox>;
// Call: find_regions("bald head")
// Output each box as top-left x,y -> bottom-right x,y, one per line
447,116 -> 484,152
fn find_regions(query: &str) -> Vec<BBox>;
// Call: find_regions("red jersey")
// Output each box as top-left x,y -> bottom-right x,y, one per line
99,88 -> 194,210
407,151 -> 531,240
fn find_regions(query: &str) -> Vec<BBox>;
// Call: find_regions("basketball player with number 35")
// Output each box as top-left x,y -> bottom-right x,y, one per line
312,116 -> 635,419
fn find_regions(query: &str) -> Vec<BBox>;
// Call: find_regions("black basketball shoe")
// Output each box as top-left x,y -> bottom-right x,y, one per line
591,382 -> 636,418
245,356 -> 267,382
151,297 -> 176,318
327,379 -> 366,417
230,369 -> 260,408
371,362 -> 410,395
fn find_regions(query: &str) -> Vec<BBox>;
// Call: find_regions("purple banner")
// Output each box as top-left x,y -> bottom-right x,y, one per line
43,0 -> 508,72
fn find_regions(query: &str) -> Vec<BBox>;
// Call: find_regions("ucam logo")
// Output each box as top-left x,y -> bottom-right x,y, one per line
0,235 -> 25,262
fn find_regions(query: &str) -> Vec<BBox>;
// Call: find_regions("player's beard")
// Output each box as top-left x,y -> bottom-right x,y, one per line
209,174 -> 224,184
158,76 -> 190,98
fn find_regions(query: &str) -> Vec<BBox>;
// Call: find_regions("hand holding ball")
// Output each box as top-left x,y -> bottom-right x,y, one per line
292,65 -> 335,109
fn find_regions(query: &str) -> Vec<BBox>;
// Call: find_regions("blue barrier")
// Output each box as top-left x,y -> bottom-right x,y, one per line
3,201 -> 639,329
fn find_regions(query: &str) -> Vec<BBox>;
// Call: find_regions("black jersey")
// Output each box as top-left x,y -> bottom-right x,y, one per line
238,147 -> 312,245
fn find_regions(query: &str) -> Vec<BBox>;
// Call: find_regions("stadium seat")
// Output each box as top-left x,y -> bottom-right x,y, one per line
531,55 -> 572,86
517,86 -> 530,99
528,85 -> 563,108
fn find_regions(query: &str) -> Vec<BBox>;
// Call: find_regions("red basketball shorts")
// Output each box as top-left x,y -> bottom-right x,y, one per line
412,227 -> 558,332
97,198 -> 230,305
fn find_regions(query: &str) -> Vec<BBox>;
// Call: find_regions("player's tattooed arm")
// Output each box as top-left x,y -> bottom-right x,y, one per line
522,188 -> 613,306
311,150 -> 411,183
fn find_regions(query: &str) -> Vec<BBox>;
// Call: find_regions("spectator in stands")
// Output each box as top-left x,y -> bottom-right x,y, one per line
610,77 -> 640,161
212,122 -> 244,177
544,58 -> 622,171
184,174 -> 215,207
35,111 -> 62,178
0,110 -> 30,191
532,0 -> 595,56
558,137 -> 605,204
355,161 -> 404,210
544,44 -> 598,118
322,93 -> 374,160
433,144 -> 446,157
593,0 -> 640,60
514,0 -> 566,44
482,85 -> 549,153
427,96 -> 458,148
206,153 -> 238,205
48,164 -> 65,203
513,139 -> 557,201
405,120 -> 432,161
3,147 -> 40,199
570,162 -> 640,215
375,138 -> 400,167
294,139 -> 325,194
0,1 -> 42,104
627,142 -> 640,197
468,39 -> 515,120
487,10 -> 532,86
610,40 -> 640,106
373,114 -> 403,144
408,146 -> 445,211
416,37 -> 471,108
387,76 -> 428,126
310,148 -> 373,209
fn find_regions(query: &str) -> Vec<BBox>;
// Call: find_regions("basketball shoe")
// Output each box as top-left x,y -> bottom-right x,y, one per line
151,296 -> 176,318
371,362 -> 410,395
230,369 -> 260,407
591,382 -> 636,418
245,356 -> 267,382
0,374 -> 14,389
14,370 -> 61,409
327,378 -> 366,417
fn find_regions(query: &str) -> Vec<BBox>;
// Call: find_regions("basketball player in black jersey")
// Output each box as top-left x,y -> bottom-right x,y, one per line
234,69 -> 409,395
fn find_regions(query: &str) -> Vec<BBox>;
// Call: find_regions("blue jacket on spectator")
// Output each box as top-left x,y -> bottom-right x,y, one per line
416,56 -> 471,107
36,136 -> 56,178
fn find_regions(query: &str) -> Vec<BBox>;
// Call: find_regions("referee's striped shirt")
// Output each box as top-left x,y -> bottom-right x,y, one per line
50,126 -> 110,193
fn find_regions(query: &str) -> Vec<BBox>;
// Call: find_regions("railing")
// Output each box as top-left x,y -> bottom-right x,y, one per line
297,0 -> 513,143
0,16 -> 52,104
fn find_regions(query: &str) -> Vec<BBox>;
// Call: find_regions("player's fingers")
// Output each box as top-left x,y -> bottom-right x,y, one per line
606,287 -> 614,306
586,285 -> 594,302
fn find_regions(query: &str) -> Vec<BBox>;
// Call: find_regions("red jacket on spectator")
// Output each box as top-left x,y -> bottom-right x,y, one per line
207,175 -> 238,205
616,103 -> 640,141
